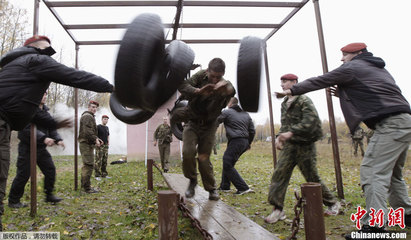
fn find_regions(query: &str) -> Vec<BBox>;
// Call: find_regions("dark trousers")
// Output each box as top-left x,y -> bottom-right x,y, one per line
8,144 -> 56,203
220,138 -> 249,191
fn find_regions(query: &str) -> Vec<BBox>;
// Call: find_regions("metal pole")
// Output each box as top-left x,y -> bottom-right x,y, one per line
158,190 -> 178,240
74,44 -> 79,190
147,159 -> 153,191
30,125 -> 37,217
301,182 -> 326,240
263,43 -> 277,168
30,0 -> 40,218
312,0 -> 344,199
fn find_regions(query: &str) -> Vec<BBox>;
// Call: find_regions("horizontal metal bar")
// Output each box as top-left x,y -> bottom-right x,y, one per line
45,1 -> 303,8
65,23 -> 281,29
76,39 -> 241,45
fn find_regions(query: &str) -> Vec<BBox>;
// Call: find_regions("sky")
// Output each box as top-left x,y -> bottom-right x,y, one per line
9,0 -> 411,152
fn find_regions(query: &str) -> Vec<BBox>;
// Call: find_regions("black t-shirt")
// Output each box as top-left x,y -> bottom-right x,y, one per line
97,124 -> 109,144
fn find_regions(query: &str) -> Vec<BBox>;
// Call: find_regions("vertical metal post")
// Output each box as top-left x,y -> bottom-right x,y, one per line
30,126 -> 37,217
301,183 -> 326,240
158,190 -> 178,240
312,0 -> 344,199
263,43 -> 277,168
74,44 -> 79,190
147,159 -> 153,191
30,0 -> 40,218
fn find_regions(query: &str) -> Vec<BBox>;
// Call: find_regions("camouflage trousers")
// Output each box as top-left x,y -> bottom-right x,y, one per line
352,139 -> 365,157
158,143 -> 170,171
0,117 -> 11,216
182,121 -> 218,191
79,142 -> 94,191
268,142 -> 337,209
95,144 -> 109,177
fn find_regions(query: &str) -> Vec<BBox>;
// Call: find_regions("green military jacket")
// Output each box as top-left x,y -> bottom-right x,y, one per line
78,111 -> 97,144
279,95 -> 322,143
178,69 -> 235,123
154,123 -> 173,144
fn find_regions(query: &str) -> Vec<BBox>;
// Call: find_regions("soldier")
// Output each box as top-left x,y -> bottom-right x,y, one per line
78,100 -> 102,193
217,97 -> 255,195
265,74 -> 340,224
153,116 -> 173,172
275,43 -> 411,234
0,35 -> 113,230
95,115 -> 110,180
176,58 -> 235,201
351,126 -> 365,157
8,93 -> 68,208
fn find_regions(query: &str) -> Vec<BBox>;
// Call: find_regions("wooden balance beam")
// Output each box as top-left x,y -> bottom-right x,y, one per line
162,173 -> 279,240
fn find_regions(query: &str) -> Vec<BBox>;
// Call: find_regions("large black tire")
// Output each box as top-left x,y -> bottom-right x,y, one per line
169,99 -> 188,141
237,36 -> 263,112
115,13 -> 165,111
109,93 -> 155,124
155,40 -> 195,107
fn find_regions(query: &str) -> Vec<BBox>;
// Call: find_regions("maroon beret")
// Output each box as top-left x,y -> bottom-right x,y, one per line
280,73 -> 298,81
89,100 -> 99,107
102,115 -> 109,119
24,35 -> 51,46
341,42 -> 367,53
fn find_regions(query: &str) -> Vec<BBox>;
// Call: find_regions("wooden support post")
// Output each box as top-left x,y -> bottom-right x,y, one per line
158,190 -> 178,240
301,182 -> 325,240
147,159 -> 153,191
30,125 -> 37,217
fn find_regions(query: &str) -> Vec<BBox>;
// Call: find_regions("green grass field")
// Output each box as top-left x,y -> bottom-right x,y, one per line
2,140 -> 410,239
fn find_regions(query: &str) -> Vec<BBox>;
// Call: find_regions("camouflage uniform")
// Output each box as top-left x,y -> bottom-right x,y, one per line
95,124 -> 109,177
365,128 -> 374,144
78,111 -> 98,191
95,145 -> 109,177
154,123 -> 173,171
177,70 -> 235,191
268,95 -> 337,209
352,127 -> 365,157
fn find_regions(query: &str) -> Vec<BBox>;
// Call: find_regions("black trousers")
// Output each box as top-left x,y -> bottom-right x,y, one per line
8,144 -> 56,203
220,138 -> 249,191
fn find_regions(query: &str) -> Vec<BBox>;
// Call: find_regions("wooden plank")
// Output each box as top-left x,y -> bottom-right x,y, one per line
163,173 -> 279,240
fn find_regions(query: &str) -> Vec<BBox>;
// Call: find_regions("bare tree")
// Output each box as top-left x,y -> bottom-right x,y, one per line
0,0 -> 28,56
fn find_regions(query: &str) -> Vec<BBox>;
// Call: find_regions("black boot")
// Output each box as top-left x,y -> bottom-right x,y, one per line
185,179 -> 197,198
208,190 -> 220,201
46,194 -> 63,203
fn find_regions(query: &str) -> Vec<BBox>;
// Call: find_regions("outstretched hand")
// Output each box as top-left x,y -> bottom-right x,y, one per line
274,90 -> 291,99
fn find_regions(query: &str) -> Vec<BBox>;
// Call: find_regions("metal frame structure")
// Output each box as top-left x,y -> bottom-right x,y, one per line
29,1 -> 344,209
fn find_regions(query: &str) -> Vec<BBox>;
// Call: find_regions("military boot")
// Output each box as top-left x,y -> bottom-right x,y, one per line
46,194 -> 63,203
185,179 -> 197,198
208,190 -> 220,201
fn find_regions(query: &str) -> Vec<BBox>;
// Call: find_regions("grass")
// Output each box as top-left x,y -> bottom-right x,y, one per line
2,140 -> 411,239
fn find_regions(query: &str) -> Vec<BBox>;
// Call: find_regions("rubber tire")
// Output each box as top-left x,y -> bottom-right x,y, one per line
237,36 -> 263,112
114,13 -> 165,111
109,93 -> 155,124
155,40 -> 195,108
169,100 -> 188,141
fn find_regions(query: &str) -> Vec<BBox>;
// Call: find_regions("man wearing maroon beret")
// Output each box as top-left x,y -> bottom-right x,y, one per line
95,115 -> 110,179
265,73 -> 340,224
275,43 -> 411,235
78,101 -> 103,193
0,35 -> 113,229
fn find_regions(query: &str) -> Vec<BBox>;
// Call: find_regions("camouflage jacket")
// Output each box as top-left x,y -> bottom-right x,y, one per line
178,69 -> 235,123
78,111 -> 97,144
154,124 -> 172,144
279,95 -> 322,143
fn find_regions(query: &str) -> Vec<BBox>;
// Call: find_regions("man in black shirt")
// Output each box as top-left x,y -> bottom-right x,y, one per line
8,93 -> 68,208
95,115 -> 110,179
